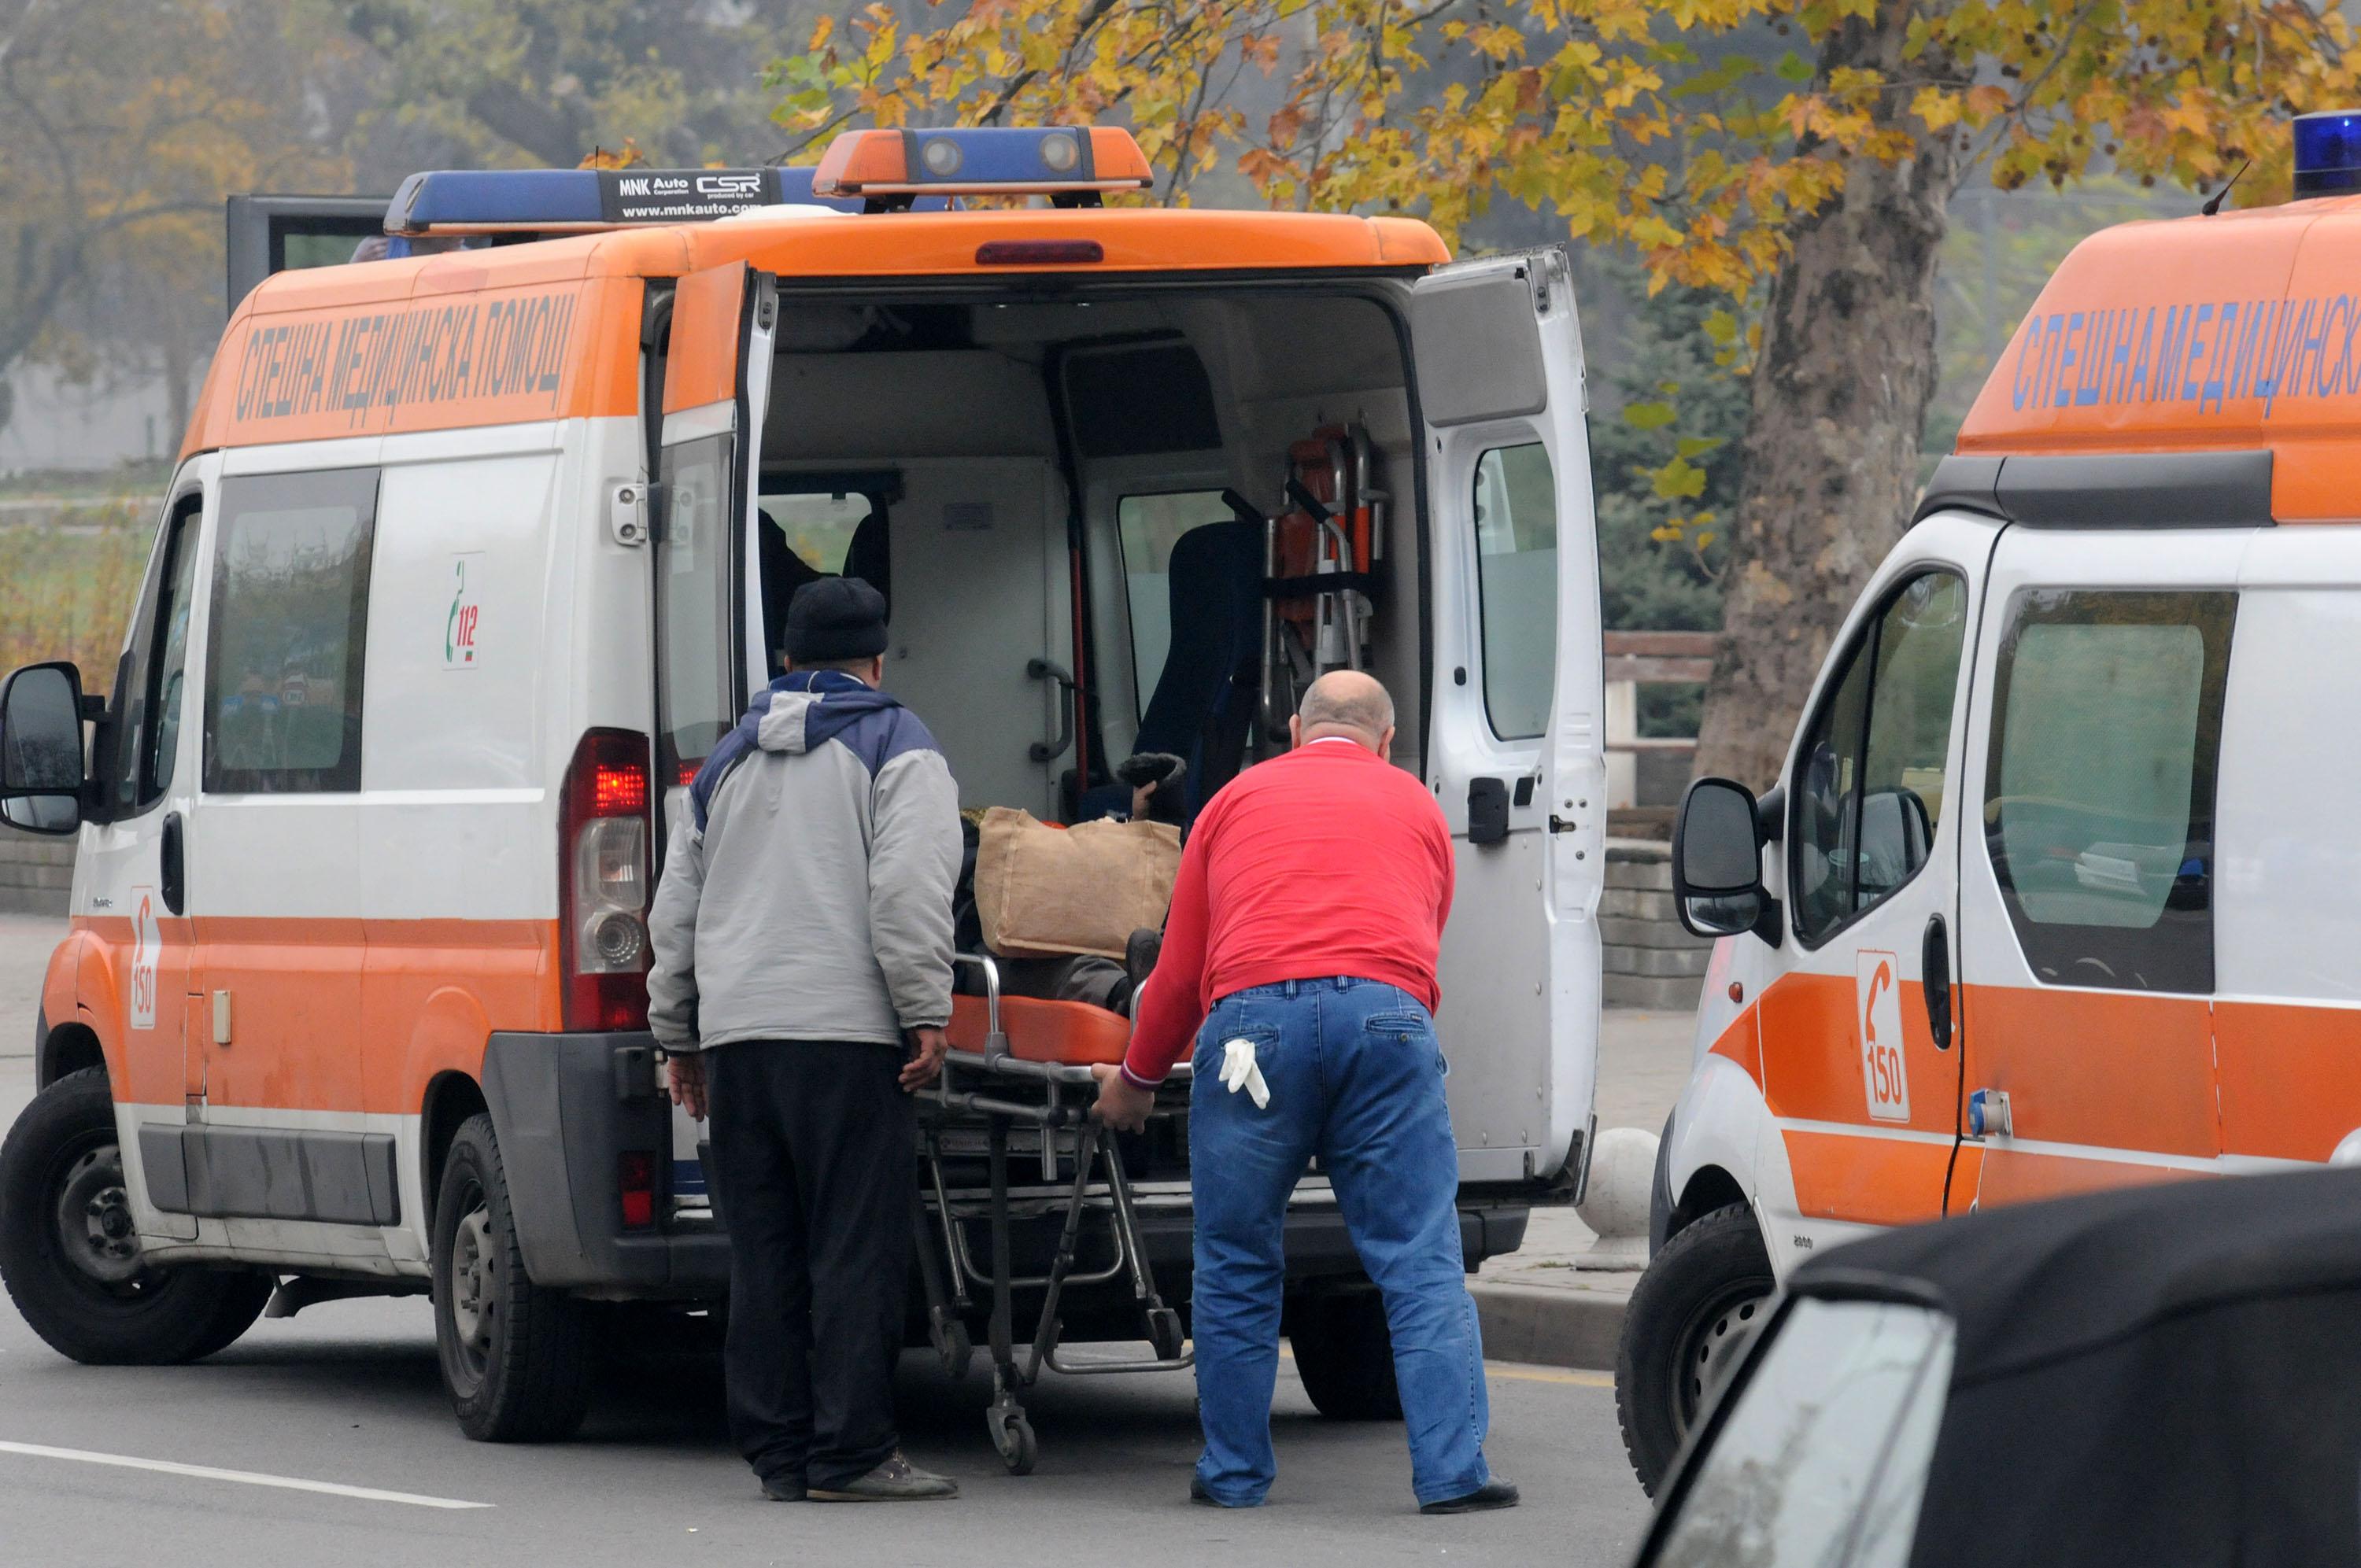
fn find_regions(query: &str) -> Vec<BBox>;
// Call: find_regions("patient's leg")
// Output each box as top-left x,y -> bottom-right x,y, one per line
996,954 -> 1132,1013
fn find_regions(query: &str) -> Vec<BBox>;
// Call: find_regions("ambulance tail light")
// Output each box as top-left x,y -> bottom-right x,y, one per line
618,1150 -> 657,1230
560,728 -> 653,1032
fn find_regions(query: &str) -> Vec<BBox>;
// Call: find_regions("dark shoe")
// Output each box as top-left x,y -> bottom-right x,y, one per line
1125,928 -> 1163,991
759,1473 -> 807,1502
1420,1478 -> 1520,1515
808,1452 -> 959,1502
1191,1476 -> 1255,1508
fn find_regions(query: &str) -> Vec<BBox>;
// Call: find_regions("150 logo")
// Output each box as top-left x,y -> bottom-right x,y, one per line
129,887 -> 159,1031
1856,949 -> 1910,1123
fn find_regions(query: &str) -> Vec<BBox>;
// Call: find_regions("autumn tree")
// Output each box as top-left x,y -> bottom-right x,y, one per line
774,0 -> 2361,783
0,0 -> 344,440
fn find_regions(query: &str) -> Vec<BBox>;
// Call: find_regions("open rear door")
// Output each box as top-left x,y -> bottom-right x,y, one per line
1410,249 -> 1605,1191
654,262 -> 777,801
653,261 -> 774,1218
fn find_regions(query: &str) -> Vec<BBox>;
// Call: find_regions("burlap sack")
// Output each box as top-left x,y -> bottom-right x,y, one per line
974,806 -> 1181,961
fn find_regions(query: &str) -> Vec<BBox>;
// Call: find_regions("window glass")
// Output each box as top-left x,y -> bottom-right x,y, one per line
204,469 -> 377,794
752,486 -> 893,677
759,491 -> 873,577
1118,490 -> 1237,721
105,500 -> 188,817
658,434 -> 736,786
1472,444 -> 1557,740
1650,1298 -> 1954,1568
1792,573 -> 1968,945
1984,589 -> 2233,992
146,512 -> 204,800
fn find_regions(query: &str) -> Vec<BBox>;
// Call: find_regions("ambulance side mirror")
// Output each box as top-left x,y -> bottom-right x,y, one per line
0,660 -> 86,837
1672,776 -> 1779,947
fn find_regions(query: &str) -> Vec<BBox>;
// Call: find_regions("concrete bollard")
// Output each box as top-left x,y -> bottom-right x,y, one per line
1575,1125 -> 1661,1265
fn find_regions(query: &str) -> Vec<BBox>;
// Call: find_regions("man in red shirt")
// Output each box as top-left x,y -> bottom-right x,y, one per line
1092,671 -> 1515,1515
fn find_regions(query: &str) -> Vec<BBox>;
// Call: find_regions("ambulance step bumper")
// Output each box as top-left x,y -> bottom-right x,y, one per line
481,1031 -> 728,1293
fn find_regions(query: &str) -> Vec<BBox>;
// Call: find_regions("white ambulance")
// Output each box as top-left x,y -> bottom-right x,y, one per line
0,127 -> 1605,1442
1620,113 -> 2361,1492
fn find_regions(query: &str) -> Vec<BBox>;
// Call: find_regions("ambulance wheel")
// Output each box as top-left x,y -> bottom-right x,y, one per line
1616,1202 -> 1773,1496
0,1067 -> 273,1365
431,1114 -> 592,1442
1288,1289 -> 1402,1421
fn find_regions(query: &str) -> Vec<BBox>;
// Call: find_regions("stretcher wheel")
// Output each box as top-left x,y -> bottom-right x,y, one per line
990,1408 -> 1038,1475
933,1319 -> 974,1380
1145,1306 -> 1185,1362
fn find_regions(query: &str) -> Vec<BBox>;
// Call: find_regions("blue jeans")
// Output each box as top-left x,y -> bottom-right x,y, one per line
1188,977 -> 1492,1507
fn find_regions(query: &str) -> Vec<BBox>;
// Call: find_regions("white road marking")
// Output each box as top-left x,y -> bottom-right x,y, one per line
0,1441 -> 493,1510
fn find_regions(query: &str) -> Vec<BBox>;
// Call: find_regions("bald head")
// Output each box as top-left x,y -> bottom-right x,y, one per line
1293,670 -> 1396,754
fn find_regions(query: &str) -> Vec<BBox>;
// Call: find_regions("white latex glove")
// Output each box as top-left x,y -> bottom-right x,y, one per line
1218,1038 -> 1270,1109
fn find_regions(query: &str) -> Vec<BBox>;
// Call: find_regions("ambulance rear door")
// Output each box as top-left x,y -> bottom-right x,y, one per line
652,260 -> 775,1216
1409,248 -> 1605,1190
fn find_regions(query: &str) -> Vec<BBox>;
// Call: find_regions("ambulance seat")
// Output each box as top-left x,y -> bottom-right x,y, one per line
948,991 -> 1130,1066
1087,518 -> 1262,819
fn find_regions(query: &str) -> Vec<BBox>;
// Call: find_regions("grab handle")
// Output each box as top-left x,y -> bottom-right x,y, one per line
1027,658 -> 1076,763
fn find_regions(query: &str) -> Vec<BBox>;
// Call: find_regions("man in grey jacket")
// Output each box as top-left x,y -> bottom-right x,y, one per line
648,577 -> 963,1504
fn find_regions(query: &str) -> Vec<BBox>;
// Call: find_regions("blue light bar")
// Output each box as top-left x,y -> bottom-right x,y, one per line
2294,110 -> 2361,200
384,167 -> 950,236
811,127 -> 1153,200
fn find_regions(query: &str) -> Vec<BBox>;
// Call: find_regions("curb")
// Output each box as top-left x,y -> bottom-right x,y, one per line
1469,1282 -> 1629,1373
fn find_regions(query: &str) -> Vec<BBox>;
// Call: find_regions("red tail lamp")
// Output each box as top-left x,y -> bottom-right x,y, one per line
975,239 -> 1105,266
619,1151 -> 656,1230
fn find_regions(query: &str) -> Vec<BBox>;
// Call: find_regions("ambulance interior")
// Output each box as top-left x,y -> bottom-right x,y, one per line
729,288 -> 1434,827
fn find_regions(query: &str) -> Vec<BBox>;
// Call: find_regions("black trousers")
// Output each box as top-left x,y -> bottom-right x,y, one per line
705,1039 -> 912,1489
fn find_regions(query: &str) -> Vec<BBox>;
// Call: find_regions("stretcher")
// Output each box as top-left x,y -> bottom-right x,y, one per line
914,954 -> 1192,1474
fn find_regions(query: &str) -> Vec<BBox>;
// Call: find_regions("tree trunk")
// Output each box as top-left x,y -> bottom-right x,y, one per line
1690,12 -> 1967,789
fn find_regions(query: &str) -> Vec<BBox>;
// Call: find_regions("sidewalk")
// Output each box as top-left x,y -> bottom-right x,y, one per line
1469,1008 -> 1694,1372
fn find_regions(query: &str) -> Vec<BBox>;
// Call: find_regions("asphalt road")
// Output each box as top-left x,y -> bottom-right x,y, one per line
0,912 -> 1660,1568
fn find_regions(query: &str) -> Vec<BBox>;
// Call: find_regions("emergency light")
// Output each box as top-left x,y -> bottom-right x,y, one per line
2294,110 -> 2361,199
384,164 -> 948,238
810,127 -> 1153,205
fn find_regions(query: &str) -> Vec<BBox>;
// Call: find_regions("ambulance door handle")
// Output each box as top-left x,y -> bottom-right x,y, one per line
1921,913 -> 1952,1050
161,812 -> 186,917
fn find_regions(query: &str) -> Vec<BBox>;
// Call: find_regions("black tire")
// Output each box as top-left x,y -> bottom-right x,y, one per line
1288,1289 -> 1403,1421
1615,1202 -> 1774,1496
0,1067 -> 273,1364
430,1112 -> 592,1442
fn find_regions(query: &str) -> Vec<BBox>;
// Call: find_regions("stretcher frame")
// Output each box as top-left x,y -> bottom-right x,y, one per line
914,954 -> 1193,1474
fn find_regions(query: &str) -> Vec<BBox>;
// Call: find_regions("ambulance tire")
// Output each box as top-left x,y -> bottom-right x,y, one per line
431,1114 -> 593,1443
1288,1289 -> 1403,1421
0,1066 -> 274,1365
1615,1201 -> 1774,1497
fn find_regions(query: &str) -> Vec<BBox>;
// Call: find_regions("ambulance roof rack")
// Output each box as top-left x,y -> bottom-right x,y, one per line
384,164 -> 948,237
